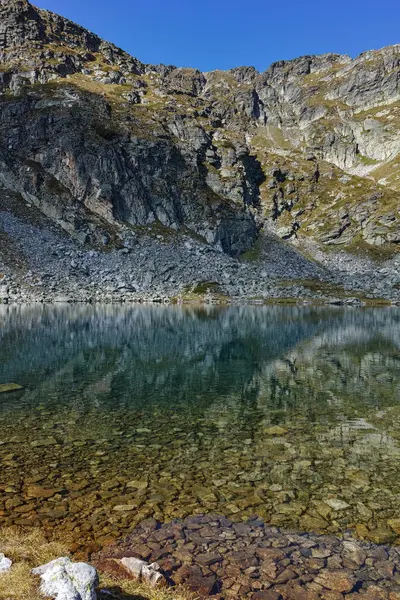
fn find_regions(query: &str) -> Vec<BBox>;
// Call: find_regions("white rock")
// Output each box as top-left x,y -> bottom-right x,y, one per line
119,556 -> 165,587
0,553 -> 12,573
32,557 -> 98,600
120,557 -> 143,579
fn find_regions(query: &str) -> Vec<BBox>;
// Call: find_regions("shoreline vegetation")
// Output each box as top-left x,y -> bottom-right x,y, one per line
0,527 -> 193,600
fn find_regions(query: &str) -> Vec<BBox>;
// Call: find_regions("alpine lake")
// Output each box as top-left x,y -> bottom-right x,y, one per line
1,304 -> 400,556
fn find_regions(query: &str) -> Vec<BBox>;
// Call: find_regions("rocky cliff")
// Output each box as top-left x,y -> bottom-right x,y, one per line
0,0 -> 399,302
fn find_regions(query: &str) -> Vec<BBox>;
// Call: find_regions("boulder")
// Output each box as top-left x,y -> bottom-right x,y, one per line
0,553 -> 12,573
32,557 -> 98,600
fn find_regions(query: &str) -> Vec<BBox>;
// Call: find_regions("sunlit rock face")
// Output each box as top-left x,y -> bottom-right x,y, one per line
0,0 -> 400,278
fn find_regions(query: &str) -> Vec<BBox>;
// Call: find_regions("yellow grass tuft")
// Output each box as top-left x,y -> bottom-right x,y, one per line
98,574 -> 197,600
0,527 -> 67,599
0,528 -> 195,600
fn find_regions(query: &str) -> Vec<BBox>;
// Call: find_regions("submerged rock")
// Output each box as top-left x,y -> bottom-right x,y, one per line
264,426 -> 288,436
0,383 -> 23,394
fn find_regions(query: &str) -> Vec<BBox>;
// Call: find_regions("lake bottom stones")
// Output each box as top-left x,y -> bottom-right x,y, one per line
95,514 -> 400,599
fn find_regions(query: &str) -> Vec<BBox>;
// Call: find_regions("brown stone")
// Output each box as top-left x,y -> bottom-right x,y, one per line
68,542 -> 81,553
150,547 -> 171,561
322,592 -> 344,600
196,553 -> 222,567
260,560 -> 279,580
314,569 -> 356,593
305,557 -> 326,571
26,485 -> 63,499
367,528 -> 395,544
95,535 -> 117,547
369,546 -> 389,561
257,548 -> 286,561
153,529 -> 174,542
173,564 -> 194,585
276,568 -> 298,584
387,519 -> 400,535
158,556 -> 181,572
355,524 -> 370,539
252,591 -> 281,600
239,584 -> 252,595
188,573 -> 217,595
174,564 -> 217,594
14,503 -> 35,513
225,564 -> 242,578
285,584 -> 320,600
326,554 -> 343,570
127,543 -> 152,559
94,558 -> 129,580
362,585 -> 389,599
173,546 -> 194,563
230,551 -> 258,569
376,560 -> 395,578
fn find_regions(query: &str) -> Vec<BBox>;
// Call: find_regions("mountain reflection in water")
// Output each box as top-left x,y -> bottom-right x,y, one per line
0,304 -> 399,548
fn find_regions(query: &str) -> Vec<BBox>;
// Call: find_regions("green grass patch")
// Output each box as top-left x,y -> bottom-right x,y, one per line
358,155 -> 380,166
240,237 -> 263,262
345,238 -> 400,262
190,281 -> 221,294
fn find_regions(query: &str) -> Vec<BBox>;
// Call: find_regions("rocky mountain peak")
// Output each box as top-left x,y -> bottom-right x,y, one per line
0,0 -> 44,50
0,0 -> 399,303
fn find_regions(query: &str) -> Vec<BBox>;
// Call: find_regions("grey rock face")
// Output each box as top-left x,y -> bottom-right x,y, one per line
0,1 -> 261,258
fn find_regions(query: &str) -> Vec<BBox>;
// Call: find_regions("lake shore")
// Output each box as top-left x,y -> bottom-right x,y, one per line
95,513 -> 400,599
3,515 -> 400,600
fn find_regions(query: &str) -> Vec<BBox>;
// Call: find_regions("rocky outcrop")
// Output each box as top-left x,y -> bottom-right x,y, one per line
0,0 -> 144,73
0,90 -> 256,254
0,0 -> 258,257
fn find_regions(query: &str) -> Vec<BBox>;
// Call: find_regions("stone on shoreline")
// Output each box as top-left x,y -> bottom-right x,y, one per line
0,553 -> 12,573
32,557 -> 98,600
119,556 -> 166,587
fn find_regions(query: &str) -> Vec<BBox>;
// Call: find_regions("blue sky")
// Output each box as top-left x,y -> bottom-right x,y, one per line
36,0 -> 400,72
